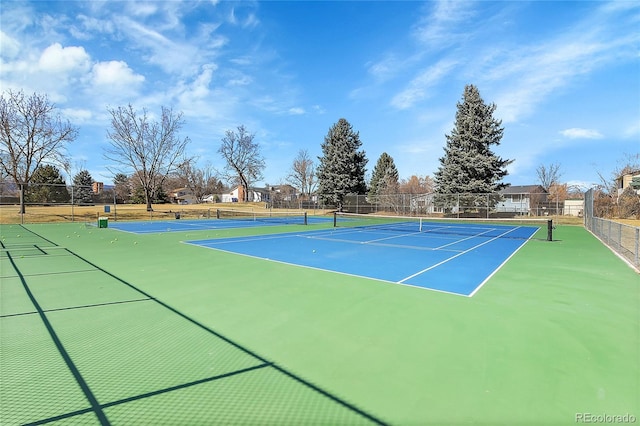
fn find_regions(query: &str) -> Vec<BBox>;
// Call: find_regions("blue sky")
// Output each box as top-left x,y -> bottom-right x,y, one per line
1,1 -> 638,189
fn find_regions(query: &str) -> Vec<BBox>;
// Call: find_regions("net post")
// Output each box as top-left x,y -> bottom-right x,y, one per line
216,209 -> 220,219
333,212 -> 337,227
303,212 -> 308,225
547,219 -> 553,241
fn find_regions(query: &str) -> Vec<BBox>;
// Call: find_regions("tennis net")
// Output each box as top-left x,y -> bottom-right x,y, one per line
216,209 -> 308,225
334,212 -> 553,241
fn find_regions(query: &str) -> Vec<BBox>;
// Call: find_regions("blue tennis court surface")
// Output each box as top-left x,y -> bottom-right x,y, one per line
107,216 -> 330,234
185,223 -> 540,296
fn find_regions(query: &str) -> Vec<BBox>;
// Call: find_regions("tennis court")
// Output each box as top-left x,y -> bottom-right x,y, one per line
186,214 -> 546,296
1,216 -> 638,425
106,209 -> 317,234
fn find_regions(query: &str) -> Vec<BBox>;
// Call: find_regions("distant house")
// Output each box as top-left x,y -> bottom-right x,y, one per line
92,182 -> 104,194
221,186 -> 270,203
270,184 -> 299,202
407,187 -> 549,215
564,199 -> 584,217
201,194 -> 219,203
170,187 -> 197,205
616,170 -> 640,197
410,193 -> 437,214
496,185 -> 548,215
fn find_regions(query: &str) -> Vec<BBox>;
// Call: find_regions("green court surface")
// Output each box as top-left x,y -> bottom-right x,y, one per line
1,221 -> 638,425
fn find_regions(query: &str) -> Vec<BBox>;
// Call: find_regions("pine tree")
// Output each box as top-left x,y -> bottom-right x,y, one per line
434,85 -> 512,210
369,152 -> 399,199
113,173 -> 131,203
316,118 -> 368,209
72,169 -> 94,204
25,165 -> 70,203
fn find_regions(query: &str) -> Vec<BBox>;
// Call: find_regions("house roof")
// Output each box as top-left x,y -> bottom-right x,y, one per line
617,170 -> 640,181
499,185 -> 547,194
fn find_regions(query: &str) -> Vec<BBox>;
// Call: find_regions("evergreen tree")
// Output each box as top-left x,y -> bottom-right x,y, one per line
369,152 -> 399,199
316,118 -> 368,209
113,173 -> 131,203
72,169 -> 94,204
434,85 -> 512,210
25,165 -> 70,203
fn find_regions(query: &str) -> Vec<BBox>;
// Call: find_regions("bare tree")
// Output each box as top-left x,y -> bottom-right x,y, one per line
104,104 -> 190,211
536,162 -> 562,191
0,90 -> 77,213
593,152 -> 640,196
287,149 -> 316,199
176,159 -> 221,203
218,125 -> 264,202
399,175 -> 434,194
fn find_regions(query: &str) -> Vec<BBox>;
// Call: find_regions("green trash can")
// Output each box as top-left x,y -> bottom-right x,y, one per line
98,217 -> 108,228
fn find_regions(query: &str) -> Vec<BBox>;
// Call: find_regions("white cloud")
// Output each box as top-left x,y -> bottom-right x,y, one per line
115,17 -> 191,74
491,40 -> 611,123
560,128 -> 604,140
413,0 -> 476,49
243,13 -> 260,29
38,43 -> 91,74
227,75 -> 252,86
623,121 -> 640,139
0,31 -> 21,58
228,7 -> 259,28
62,108 -> 93,124
487,4 -> 640,124
70,15 -> 115,40
391,59 -> 457,110
367,56 -> 398,80
91,61 -> 145,88
288,107 -> 305,115
127,2 -> 158,17
312,105 -> 326,114
178,65 -> 214,104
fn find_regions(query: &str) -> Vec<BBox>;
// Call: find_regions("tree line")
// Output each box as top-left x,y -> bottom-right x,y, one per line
3,86 -> 636,216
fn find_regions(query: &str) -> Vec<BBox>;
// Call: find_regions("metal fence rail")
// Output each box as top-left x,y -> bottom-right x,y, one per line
337,193 -> 582,217
585,217 -> 640,269
584,188 -> 640,270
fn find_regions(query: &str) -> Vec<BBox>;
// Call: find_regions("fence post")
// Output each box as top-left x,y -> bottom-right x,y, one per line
71,185 -> 75,222
636,228 -> 640,266
486,193 -> 489,218
113,191 -> 118,221
20,183 -> 24,225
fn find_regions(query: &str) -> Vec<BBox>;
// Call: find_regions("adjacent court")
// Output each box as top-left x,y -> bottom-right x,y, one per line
106,209 -> 317,234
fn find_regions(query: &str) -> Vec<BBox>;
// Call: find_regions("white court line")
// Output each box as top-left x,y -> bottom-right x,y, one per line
397,226 -> 522,284
361,230 -> 424,244
433,228 -> 499,250
467,234 -> 534,297
183,232 -> 297,246
186,241 -> 468,297
300,233 -> 463,253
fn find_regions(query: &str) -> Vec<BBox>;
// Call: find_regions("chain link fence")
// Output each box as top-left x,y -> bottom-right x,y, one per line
584,188 -> 640,270
1,182 -> 585,224
332,193 -> 582,217
0,182 -> 332,224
